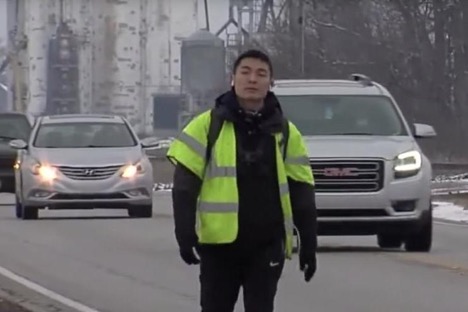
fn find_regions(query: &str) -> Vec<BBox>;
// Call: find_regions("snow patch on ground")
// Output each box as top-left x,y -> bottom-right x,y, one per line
153,183 -> 173,192
433,201 -> 468,223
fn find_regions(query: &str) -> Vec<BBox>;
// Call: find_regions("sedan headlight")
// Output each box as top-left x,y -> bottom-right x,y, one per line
394,150 -> 421,177
121,163 -> 144,178
32,163 -> 58,182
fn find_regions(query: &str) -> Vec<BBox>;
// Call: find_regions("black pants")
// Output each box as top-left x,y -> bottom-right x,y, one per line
198,239 -> 285,312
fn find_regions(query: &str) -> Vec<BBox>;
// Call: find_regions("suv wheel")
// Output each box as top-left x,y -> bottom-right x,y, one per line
128,205 -> 153,218
15,196 -> 22,219
405,208 -> 432,252
377,234 -> 403,249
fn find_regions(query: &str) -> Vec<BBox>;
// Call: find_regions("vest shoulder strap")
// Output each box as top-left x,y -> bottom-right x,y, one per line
206,109 -> 223,163
281,117 -> 289,161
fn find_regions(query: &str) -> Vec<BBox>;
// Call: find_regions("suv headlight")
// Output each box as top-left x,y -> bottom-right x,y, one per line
394,150 -> 421,178
121,163 -> 144,178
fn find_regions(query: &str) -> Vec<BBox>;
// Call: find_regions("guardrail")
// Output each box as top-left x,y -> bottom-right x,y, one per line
144,138 -> 172,158
143,139 -> 173,183
432,162 -> 468,171
145,138 -> 468,183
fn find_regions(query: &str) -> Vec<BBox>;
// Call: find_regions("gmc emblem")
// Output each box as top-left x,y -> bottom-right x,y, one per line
322,167 -> 359,177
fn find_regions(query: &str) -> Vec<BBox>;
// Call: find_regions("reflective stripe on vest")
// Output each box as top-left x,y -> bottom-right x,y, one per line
175,132 -> 236,178
285,155 -> 310,166
197,182 -> 290,213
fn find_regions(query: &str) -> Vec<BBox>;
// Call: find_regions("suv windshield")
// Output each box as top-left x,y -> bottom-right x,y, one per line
0,114 -> 32,141
276,95 -> 407,136
33,122 -> 137,148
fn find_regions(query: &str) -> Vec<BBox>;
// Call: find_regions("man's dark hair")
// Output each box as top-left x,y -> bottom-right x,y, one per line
233,49 -> 273,76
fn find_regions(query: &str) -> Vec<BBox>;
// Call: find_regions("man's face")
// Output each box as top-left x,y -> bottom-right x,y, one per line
232,57 -> 272,106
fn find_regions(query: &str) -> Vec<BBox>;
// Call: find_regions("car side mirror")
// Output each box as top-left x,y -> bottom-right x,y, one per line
140,137 -> 161,149
413,123 -> 436,138
9,139 -> 28,150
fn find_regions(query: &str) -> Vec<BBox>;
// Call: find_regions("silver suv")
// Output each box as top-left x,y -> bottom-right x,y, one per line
272,74 -> 436,252
9,114 -> 156,220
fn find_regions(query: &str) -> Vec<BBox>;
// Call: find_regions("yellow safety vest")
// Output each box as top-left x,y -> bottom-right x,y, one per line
167,109 -> 314,259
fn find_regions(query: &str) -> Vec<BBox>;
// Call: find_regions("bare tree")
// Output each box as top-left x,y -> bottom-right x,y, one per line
263,0 -> 468,161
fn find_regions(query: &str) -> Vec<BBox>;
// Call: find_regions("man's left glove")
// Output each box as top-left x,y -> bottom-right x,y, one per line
299,248 -> 317,282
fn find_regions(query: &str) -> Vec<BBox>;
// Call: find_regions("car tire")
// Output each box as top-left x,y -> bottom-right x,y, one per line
15,196 -> 22,219
377,234 -> 403,249
21,205 -> 38,220
404,208 -> 432,252
128,205 -> 153,218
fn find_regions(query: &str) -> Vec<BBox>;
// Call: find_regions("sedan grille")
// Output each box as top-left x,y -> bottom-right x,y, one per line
58,165 -> 122,180
310,159 -> 384,193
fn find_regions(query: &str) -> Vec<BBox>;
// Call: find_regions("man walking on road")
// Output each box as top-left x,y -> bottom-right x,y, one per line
167,49 -> 318,312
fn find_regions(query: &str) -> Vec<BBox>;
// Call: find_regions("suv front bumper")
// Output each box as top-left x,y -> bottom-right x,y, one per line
314,163 -> 431,236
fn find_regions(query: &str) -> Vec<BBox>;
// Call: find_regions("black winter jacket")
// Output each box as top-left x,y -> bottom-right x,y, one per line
171,89 -> 317,256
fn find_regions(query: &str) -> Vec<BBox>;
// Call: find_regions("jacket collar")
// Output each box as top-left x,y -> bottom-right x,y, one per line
213,88 -> 284,133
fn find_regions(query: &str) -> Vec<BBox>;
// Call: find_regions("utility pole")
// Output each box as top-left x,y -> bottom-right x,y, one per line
299,0 -> 305,77
204,0 -> 210,31
288,0 -> 305,77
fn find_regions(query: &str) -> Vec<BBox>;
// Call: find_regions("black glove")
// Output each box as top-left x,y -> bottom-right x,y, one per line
179,243 -> 200,265
299,248 -> 317,282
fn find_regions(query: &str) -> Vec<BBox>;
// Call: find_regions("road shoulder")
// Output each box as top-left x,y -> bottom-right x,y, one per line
0,270 -> 80,312
0,291 -> 31,312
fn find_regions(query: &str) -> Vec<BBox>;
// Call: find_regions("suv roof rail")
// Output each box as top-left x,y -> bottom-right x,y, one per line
348,73 -> 373,86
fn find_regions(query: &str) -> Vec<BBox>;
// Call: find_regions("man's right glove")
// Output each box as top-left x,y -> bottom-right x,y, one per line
299,248 -> 317,282
175,224 -> 200,265
179,244 -> 200,265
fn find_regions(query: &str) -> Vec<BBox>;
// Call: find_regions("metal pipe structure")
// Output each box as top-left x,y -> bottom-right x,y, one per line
5,0 -> 200,134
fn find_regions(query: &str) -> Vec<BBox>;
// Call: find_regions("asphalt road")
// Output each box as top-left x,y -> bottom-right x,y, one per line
0,193 -> 467,312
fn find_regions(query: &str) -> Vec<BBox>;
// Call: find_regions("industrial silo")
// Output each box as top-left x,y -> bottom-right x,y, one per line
180,29 -> 228,112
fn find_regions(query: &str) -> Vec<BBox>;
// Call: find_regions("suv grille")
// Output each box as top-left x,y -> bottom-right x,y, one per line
58,165 -> 122,180
310,159 -> 384,193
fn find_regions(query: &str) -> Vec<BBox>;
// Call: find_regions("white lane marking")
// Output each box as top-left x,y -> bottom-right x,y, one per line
0,265 -> 101,312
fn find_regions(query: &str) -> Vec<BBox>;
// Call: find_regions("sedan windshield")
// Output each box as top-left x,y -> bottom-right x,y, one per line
276,95 -> 407,136
33,122 -> 137,148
